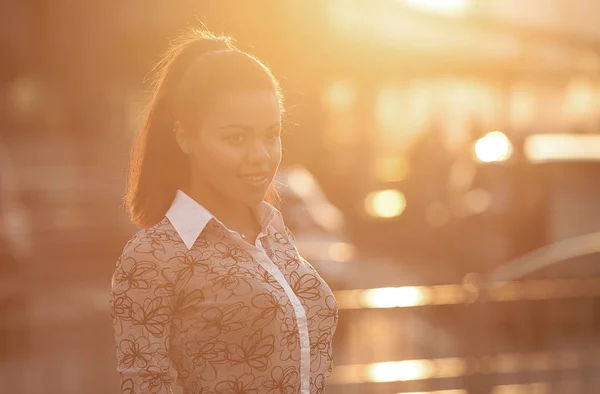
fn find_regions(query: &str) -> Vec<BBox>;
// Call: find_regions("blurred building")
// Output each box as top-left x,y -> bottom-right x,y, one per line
2,0 -> 600,280
273,0 -> 600,279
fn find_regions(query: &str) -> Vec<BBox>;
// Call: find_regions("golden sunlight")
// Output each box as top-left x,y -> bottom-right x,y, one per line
474,131 -> 513,163
364,189 -> 407,218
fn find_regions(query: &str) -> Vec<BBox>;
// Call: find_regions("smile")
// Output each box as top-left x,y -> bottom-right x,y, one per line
239,174 -> 269,186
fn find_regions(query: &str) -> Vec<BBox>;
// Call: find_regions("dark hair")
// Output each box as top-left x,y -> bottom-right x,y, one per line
125,28 -> 283,228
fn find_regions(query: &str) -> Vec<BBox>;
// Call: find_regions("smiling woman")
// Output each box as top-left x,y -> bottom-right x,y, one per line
110,27 -> 338,394
175,89 -> 283,232
126,29 -> 284,231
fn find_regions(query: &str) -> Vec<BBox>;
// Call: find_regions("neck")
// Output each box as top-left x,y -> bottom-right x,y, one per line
183,178 -> 258,235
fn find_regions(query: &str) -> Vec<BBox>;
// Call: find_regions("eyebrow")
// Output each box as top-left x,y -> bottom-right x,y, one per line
219,122 -> 281,132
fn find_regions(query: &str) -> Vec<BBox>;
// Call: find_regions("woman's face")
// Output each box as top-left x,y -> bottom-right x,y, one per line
181,90 -> 282,207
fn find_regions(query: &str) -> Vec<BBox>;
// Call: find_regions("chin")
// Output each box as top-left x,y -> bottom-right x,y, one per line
230,189 -> 267,207
244,193 -> 267,206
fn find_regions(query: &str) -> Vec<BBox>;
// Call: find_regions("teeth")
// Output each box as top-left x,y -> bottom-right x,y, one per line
242,175 -> 267,183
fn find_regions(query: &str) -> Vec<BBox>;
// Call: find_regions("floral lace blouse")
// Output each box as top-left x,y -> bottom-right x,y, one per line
109,190 -> 338,394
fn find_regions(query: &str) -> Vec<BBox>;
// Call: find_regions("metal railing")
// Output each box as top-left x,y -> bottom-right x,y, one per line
328,233 -> 600,394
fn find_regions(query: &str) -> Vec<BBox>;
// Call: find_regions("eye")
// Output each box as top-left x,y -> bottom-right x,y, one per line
227,134 -> 246,144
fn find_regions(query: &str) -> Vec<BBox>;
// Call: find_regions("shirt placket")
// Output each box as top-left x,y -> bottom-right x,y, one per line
252,239 -> 311,394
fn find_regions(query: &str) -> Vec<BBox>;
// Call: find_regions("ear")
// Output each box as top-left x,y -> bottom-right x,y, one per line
174,121 -> 192,155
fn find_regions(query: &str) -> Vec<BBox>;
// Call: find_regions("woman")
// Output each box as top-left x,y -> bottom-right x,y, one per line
109,28 -> 338,394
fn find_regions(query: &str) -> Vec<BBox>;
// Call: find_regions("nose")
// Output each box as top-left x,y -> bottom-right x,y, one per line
247,139 -> 271,165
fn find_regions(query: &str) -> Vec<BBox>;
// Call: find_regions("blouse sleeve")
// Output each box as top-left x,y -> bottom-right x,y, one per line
109,241 -> 177,393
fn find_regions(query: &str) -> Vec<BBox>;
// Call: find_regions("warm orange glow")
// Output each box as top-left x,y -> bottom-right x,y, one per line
286,167 -> 316,198
327,242 -> 356,263
525,134 -> 600,162
14,3 -> 600,393
425,202 -> 450,227
509,84 -> 537,128
368,360 -> 435,382
474,131 -> 513,162
491,383 -> 549,394
323,80 -> 357,112
464,189 -> 492,214
373,156 -> 410,182
364,190 -> 407,218
334,277 -> 600,310
401,0 -> 472,16
360,286 -> 431,308
398,391 -> 467,394
562,77 -> 596,124
329,352 -> 591,385
9,76 -> 40,115
375,88 -> 406,130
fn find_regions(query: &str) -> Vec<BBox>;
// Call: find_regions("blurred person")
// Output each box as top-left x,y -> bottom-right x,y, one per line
401,118 -> 455,278
109,28 -> 338,394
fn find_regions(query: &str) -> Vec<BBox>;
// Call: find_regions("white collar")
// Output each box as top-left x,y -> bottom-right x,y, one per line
166,189 -> 284,250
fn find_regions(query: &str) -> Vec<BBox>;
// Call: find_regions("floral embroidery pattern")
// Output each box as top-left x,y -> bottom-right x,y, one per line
228,330 -> 275,373
278,317 -> 301,362
251,291 -> 288,329
263,366 -> 299,394
110,216 -> 338,393
214,373 -> 266,394
113,258 -> 158,291
169,250 -> 213,284
118,335 -> 154,369
130,297 -> 172,337
198,302 -> 250,337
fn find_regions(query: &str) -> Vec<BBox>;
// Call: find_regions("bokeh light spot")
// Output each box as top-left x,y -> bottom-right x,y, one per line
474,131 -> 513,163
365,189 -> 407,218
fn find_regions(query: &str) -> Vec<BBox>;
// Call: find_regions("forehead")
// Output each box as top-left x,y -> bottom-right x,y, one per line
204,90 -> 281,127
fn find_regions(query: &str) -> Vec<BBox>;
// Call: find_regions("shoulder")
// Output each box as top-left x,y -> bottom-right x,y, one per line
115,218 -> 184,273
112,218 -> 181,294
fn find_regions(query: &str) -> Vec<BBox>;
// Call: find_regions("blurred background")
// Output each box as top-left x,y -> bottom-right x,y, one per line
2,0 -> 600,393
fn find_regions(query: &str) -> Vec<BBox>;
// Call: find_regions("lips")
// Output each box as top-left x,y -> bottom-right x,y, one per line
239,172 -> 270,187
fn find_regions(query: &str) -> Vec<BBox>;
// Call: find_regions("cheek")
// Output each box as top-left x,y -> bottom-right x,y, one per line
192,142 -> 243,175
